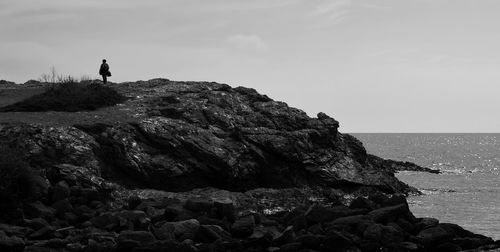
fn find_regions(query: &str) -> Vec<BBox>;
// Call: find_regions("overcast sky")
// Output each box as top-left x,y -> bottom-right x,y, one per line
1,0 -> 500,132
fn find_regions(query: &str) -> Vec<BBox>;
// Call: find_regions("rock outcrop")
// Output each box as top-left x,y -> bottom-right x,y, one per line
0,80 -> 416,195
0,79 -> 495,251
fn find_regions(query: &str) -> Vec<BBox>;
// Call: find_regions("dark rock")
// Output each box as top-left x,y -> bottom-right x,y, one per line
305,205 -> 358,223
363,223 -> 404,246
127,195 -> 142,210
0,231 -> 25,251
66,242 -> 85,251
91,213 -> 119,230
416,226 -> 453,246
196,225 -> 227,243
117,230 -> 156,248
0,223 -> 32,238
52,180 -> 71,201
24,201 -> 56,219
212,198 -> 236,222
329,215 -> 374,235
144,206 -> 165,223
295,234 -> 323,250
51,199 -> 73,217
250,225 -> 281,241
395,217 -> 415,234
383,193 -> 408,207
0,80 -> 16,86
28,226 -> 56,240
273,226 -> 295,246
415,217 -> 439,231
367,191 -> 390,205
159,219 -> 200,241
74,204 -> 95,219
196,215 -> 229,229
320,229 -> 353,251
164,205 -> 185,222
231,215 -> 255,238
64,212 -> 80,225
280,242 -> 302,252
291,215 -> 307,231
307,223 -> 324,235
368,154 -> 440,174
438,223 -> 479,238
117,210 -> 149,230
399,241 -> 420,251
349,197 -> 377,211
45,238 -> 65,248
367,204 -> 408,223
184,197 -> 213,213
452,237 -> 495,250
24,218 -> 50,231
434,242 -> 462,252
153,222 -> 175,240
24,245 -> 52,252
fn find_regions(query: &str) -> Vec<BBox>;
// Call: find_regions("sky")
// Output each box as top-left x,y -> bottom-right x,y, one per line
1,0 -> 500,132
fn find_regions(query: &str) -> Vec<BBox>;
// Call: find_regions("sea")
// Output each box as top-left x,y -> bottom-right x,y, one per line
352,133 -> 500,240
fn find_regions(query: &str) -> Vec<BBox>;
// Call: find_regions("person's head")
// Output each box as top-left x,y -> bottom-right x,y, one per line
102,59 -> 106,63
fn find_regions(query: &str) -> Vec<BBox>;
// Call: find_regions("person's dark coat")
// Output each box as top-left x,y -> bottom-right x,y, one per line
99,63 -> 110,76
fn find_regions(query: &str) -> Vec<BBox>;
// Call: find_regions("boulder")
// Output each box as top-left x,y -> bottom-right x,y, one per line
305,205 -> 356,223
184,197 -> 213,213
159,219 -> 200,241
91,213 -> 119,230
320,229 -> 353,251
51,199 -> 73,217
231,215 -> 255,238
349,197 -> 377,211
116,210 -> 149,230
117,230 -> 156,249
127,195 -> 142,210
24,201 -> 55,219
0,231 -> 24,252
0,224 -> 32,238
196,224 -> 230,243
52,180 -> 71,201
28,226 -> 56,240
153,222 -> 175,241
273,226 -> 296,246
363,223 -> 404,246
23,218 -> 50,231
367,204 -> 408,223
415,217 -> 439,231
416,226 -> 453,246
212,198 -> 236,222
280,242 -> 302,252
163,205 -> 184,222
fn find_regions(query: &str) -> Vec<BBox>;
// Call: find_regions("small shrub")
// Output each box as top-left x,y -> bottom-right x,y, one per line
0,80 -> 127,112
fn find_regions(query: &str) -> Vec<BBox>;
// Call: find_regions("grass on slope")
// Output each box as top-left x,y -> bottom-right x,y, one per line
0,81 -> 127,112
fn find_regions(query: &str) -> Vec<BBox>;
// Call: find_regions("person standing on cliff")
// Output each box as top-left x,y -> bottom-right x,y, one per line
99,59 -> 111,84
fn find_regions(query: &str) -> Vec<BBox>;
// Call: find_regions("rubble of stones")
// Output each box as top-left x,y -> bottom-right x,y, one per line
1,171 -> 497,252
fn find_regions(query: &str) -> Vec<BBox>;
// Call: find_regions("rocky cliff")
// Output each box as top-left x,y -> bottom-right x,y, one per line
0,79 -> 418,195
0,79 -> 494,251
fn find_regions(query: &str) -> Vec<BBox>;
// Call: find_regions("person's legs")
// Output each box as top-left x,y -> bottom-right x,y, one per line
102,75 -> 107,84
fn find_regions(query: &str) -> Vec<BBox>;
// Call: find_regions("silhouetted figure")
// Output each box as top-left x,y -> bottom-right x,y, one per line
99,59 -> 111,84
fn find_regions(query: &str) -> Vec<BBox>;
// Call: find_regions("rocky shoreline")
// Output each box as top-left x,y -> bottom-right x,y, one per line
1,173 -> 497,252
0,79 -> 496,251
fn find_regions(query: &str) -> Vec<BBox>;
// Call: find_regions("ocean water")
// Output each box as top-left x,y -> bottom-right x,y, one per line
353,133 -> 500,240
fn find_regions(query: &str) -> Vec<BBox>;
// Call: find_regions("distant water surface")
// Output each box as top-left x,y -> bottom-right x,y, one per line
353,133 -> 500,240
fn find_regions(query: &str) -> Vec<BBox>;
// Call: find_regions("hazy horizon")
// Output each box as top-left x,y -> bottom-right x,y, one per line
2,0 -> 500,133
